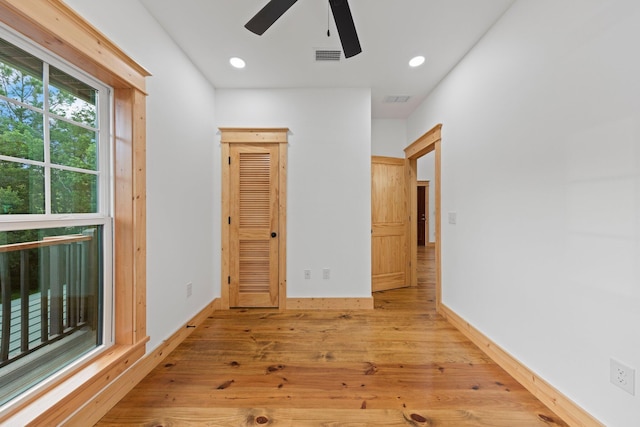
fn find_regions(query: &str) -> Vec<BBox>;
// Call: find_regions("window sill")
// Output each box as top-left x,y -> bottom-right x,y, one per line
0,338 -> 148,426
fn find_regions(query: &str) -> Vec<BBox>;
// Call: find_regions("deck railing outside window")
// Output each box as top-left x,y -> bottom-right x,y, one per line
0,227 -> 101,405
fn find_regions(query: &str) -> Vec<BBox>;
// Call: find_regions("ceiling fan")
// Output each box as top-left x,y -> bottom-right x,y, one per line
245,0 -> 362,58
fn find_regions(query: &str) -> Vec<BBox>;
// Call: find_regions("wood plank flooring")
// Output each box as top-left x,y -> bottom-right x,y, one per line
96,247 -> 567,426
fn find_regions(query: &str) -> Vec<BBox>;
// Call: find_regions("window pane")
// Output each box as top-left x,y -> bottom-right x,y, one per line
0,100 -> 44,161
51,168 -> 97,214
0,38 -> 44,108
0,160 -> 44,215
0,225 -> 103,406
49,66 -> 97,128
49,118 -> 97,170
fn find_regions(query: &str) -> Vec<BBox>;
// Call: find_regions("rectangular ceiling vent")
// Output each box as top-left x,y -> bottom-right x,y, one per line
315,49 -> 341,62
383,95 -> 411,103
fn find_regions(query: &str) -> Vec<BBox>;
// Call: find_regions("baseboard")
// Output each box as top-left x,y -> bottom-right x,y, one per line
438,304 -> 604,427
64,298 -> 219,426
286,297 -> 374,310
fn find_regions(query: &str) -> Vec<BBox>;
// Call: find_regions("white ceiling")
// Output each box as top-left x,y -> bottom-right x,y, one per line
139,0 -> 513,119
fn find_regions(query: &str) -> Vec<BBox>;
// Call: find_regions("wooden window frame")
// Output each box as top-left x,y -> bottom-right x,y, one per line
0,1 -> 149,424
219,128 -> 288,310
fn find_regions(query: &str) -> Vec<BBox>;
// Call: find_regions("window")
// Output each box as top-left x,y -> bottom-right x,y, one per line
0,2 -> 148,424
0,27 -> 112,406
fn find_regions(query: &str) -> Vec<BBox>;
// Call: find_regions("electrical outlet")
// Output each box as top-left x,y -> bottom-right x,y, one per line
186,282 -> 193,298
322,268 -> 330,280
610,359 -> 635,395
304,270 -> 311,280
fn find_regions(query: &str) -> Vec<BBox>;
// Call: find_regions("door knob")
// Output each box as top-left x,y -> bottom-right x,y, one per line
271,232 -> 277,238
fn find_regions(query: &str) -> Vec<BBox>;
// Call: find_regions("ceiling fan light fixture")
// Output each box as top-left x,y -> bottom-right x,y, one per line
245,0 -> 361,58
229,57 -> 246,69
409,55 -> 426,68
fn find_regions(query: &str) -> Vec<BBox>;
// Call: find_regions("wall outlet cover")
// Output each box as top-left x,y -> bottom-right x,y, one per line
610,358 -> 635,395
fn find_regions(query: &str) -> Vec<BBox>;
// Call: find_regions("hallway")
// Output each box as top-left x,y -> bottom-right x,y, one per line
96,247 -> 566,426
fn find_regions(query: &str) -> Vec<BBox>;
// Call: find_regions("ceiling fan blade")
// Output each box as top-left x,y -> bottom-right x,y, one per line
245,0 -> 299,35
329,0 -> 362,58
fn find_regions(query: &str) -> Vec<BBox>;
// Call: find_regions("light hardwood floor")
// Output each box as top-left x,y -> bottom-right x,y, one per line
96,247 -> 567,426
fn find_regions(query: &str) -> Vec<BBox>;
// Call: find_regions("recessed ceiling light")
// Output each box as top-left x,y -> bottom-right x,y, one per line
229,57 -> 246,69
409,55 -> 425,67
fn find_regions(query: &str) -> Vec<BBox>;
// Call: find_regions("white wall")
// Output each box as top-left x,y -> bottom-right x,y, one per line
64,0 -> 218,350
216,88 -> 371,298
407,0 -> 640,425
371,118 -> 407,157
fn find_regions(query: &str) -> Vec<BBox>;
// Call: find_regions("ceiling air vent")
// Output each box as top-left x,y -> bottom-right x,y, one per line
383,95 -> 411,103
315,49 -> 341,62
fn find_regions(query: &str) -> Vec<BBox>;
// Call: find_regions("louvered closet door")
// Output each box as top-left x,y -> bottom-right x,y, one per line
229,144 -> 279,307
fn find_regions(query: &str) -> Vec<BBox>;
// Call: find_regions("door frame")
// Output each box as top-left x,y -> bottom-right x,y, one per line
404,124 -> 442,310
219,128 -> 289,310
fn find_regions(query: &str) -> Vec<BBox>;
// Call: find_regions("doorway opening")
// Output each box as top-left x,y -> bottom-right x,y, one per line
404,124 -> 442,310
416,181 -> 430,247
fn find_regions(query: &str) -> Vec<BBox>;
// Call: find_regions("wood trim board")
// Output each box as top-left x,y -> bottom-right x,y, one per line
278,142 -> 288,309
219,128 -> 289,144
220,141 -> 230,309
434,140 -> 442,308
404,124 -> 442,159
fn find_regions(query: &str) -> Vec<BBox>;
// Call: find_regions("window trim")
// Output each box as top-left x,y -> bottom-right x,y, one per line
0,0 -> 149,424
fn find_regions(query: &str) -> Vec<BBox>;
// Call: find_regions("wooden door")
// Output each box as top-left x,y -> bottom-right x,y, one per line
229,144 -> 279,307
417,186 -> 426,246
371,156 -> 409,292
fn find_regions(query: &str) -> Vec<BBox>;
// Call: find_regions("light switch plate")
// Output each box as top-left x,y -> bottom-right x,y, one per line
448,212 -> 457,225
